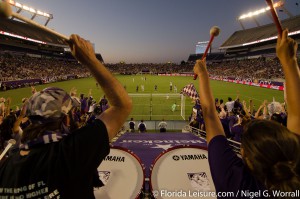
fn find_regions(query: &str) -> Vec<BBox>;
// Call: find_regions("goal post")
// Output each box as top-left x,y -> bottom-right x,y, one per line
180,93 -> 185,120
128,93 -> 186,120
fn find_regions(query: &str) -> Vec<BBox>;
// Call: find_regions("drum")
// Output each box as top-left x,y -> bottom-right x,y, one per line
150,145 -> 216,199
94,146 -> 145,199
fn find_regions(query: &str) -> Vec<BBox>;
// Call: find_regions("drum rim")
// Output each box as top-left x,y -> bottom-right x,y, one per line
149,144 -> 208,197
108,146 -> 146,199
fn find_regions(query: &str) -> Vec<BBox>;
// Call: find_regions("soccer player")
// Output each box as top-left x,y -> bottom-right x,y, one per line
171,102 -> 177,112
173,85 -> 177,93
141,84 -> 145,92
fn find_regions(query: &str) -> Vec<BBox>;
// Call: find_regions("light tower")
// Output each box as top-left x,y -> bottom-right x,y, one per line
5,0 -> 53,26
237,0 -> 292,30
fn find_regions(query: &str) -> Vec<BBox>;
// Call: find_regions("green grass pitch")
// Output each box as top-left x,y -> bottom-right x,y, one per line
1,75 -> 284,121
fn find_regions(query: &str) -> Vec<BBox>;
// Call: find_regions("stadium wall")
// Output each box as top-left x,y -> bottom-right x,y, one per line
124,120 -> 189,131
158,73 -> 284,91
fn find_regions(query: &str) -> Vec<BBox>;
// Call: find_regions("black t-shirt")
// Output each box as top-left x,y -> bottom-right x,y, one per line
138,123 -> 146,132
0,119 -> 109,199
129,121 -> 135,129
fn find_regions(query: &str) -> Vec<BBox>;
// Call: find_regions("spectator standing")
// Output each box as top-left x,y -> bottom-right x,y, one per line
100,95 -> 109,113
138,120 -> 147,133
128,117 -> 135,132
193,29 -> 300,195
224,97 -> 234,113
158,119 -> 167,132
0,34 -> 132,198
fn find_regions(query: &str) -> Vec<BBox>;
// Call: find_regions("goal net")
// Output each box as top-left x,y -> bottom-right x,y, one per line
128,93 -> 186,120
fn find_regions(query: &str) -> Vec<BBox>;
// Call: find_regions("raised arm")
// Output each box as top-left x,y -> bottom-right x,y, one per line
194,59 -> 225,144
69,87 -> 77,97
0,101 -> 4,117
276,29 -> 300,134
235,91 -> 240,101
87,88 -> 92,98
254,101 -> 266,119
242,100 -> 250,117
68,35 -> 132,140
5,98 -> 11,117
12,103 -> 26,134
249,99 -> 254,115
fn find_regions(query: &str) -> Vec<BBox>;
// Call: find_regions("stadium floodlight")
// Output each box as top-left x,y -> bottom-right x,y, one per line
6,0 -> 53,25
22,5 -> 29,11
238,1 -> 283,20
29,8 -> 36,13
14,2 -> 22,8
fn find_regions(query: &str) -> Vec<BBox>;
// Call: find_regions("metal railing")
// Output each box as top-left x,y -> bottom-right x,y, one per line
184,125 -> 242,155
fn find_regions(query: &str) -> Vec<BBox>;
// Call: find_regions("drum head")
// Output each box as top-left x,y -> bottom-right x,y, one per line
94,147 -> 144,199
150,146 -> 216,199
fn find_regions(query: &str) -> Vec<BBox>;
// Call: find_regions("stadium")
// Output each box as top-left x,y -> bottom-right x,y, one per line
0,0 -> 300,198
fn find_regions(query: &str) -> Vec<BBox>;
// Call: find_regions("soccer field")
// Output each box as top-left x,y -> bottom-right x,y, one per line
1,75 -> 284,120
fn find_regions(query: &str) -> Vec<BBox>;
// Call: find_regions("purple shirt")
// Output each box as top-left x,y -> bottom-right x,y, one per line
220,118 -> 231,138
80,98 -> 88,113
231,125 -> 243,142
208,135 -> 265,198
228,115 -> 238,133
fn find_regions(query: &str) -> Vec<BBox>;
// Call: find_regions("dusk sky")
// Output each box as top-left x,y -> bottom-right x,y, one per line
16,0 -> 300,63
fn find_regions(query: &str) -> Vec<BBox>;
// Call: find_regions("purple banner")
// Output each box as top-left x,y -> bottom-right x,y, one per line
112,132 -> 207,178
1,79 -> 41,87
225,76 -> 284,86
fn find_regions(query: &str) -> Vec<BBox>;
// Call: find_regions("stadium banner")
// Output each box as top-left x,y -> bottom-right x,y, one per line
1,79 -> 42,88
112,132 -> 207,178
158,74 -> 284,91
158,73 -> 193,77
212,77 -> 284,91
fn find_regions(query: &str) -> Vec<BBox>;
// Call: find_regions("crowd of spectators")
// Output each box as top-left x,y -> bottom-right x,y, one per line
105,56 -> 297,82
2,53 -> 298,91
206,57 -> 286,81
0,86 -> 110,153
0,54 -> 90,90
0,29 -> 299,197
0,34 -> 133,198
189,94 -> 287,143
105,62 -> 192,74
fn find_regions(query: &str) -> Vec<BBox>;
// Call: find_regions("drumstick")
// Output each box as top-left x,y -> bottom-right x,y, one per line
0,1 -> 69,41
193,26 -> 220,80
265,0 -> 283,37
0,139 -> 16,161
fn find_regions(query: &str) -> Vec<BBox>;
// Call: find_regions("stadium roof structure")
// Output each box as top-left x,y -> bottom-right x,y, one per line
220,15 -> 300,50
0,18 -> 104,62
0,18 -> 67,46
7,0 -> 54,26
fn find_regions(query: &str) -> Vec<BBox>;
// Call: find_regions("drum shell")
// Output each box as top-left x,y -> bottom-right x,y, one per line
94,146 -> 145,199
150,145 -> 216,199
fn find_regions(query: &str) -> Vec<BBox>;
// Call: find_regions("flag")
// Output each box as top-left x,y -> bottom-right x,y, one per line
180,83 -> 199,101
